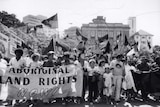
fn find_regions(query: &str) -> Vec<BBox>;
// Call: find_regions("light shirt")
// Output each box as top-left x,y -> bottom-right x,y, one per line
29,61 -> 41,68
103,72 -> 113,87
24,57 -> 33,67
124,64 -> 137,92
98,66 -> 105,75
84,60 -> 89,69
87,66 -> 99,76
9,57 -> 26,68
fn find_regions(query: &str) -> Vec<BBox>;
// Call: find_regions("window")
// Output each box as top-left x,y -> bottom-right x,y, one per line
141,41 -> 146,44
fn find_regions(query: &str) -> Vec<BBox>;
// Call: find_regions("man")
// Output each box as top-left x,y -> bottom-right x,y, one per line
43,51 -> 55,67
137,55 -> 150,102
7,48 -> 26,106
60,52 -> 77,105
42,51 -> 55,104
9,48 -> 26,68
110,54 -> 125,103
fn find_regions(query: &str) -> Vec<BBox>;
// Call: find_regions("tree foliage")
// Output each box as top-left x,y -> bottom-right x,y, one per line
0,11 -> 25,28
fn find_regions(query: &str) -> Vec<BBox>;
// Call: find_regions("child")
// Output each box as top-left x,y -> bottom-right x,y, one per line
103,64 -> 113,104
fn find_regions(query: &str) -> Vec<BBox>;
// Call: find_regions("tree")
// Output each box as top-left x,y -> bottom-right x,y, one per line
0,11 -> 25,28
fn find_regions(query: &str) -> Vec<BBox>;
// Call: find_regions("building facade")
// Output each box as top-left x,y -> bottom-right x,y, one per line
23,15 -> 47,27
132,30 -> 153,52
81,16 -> 130,53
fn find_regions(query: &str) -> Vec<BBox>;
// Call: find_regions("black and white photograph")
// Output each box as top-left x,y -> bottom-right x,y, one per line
0,0 -> 160,107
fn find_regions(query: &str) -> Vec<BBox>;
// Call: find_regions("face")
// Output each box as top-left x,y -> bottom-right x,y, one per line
48,54 -> 53,60
90,61 -> 95,68
105,68 -> 110,73
15,51 -> 23,58
34,56 -> 39,62
101,62 -> 105,67
80,54 -> 85,59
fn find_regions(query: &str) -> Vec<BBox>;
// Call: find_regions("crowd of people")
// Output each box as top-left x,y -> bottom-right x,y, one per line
0,47 -> 160,106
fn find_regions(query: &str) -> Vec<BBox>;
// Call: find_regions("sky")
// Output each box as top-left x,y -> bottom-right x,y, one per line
0,0 -> 160,45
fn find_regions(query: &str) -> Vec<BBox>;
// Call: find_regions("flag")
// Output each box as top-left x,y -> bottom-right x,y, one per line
124,35 -> 129,46
64,35 -> 69,40
34,24 -> 43,32
36,25 -> 43,28
147,41 -> 151,49
77,41 -> 85,53
55,41 -> 70,52
76,29 -> 88,41
16,44 -> 21,48
134,42 -> 139,52
103,42 -> 111,54
114,44 -> 118,50
127,48 -> 135,56
21,42 -> 31,49
98,34 -> 108,43
116,33 -> 121,42
42,14 -> 58,28
42,39 -> 54,55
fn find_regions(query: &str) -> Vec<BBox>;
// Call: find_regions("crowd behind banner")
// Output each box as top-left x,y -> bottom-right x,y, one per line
0,46 -> 160,106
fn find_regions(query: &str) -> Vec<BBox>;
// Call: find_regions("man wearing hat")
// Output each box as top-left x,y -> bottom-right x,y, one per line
9,48 -> 26,68
43,51 -> 55,67
137,55 -> 150,102
7,48 -> 26,106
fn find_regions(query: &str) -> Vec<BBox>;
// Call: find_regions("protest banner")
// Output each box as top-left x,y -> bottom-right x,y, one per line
1,65 -> 83,100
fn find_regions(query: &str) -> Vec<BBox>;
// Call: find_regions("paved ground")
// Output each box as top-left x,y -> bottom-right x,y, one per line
0,100 -> 160,107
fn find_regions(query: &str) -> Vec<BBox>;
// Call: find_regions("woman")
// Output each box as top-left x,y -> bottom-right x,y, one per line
29,53 -> 41,68
86,59 -> 99,104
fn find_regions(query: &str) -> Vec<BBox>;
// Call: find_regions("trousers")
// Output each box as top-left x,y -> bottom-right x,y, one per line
112,75 -> 123,101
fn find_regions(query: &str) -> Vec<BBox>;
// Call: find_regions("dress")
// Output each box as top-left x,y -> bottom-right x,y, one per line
103,72 -> 113,96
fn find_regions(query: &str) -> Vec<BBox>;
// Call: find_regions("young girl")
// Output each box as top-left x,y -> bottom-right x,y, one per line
103,64 -> 113,104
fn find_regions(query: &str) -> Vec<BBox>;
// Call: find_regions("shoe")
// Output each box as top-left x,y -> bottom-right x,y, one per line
90,102 -> 93,105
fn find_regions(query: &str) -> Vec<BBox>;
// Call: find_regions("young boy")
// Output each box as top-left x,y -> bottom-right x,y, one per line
103,64 -> 113,104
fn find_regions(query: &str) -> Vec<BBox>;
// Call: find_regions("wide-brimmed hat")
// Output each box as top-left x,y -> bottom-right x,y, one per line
14,48 -> 23,55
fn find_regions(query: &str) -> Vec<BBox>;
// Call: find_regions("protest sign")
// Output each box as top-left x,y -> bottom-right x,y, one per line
1,65 -> 83,100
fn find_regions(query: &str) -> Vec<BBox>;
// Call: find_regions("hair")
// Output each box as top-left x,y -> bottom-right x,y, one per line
32,55 -> 39,61
15,50 -> 23,56
99,61 -> 105,66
